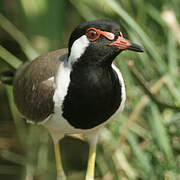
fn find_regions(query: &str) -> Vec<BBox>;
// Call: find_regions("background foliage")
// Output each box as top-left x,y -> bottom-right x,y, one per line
0,0 -> 179,179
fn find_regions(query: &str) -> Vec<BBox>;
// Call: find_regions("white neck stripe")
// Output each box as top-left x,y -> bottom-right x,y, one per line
68,35 -> 89,66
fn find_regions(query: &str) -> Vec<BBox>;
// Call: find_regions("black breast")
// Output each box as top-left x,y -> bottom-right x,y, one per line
62,63 -> 121,129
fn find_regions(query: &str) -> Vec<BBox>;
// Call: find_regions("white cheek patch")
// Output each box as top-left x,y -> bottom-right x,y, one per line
68,35 -> 90,66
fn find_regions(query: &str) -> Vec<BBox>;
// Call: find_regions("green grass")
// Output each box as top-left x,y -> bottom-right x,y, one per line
0,0 -> 180,179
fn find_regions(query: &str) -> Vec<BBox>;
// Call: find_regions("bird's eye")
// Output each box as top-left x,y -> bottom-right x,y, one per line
86,28 -> 100,40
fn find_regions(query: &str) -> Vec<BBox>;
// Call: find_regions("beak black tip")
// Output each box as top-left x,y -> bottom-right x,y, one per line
127,43 -> 144,53
138,47 -> 144,52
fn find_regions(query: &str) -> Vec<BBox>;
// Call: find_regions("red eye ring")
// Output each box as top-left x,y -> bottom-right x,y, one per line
86,28 -> 100,41
86,28 -> 115,41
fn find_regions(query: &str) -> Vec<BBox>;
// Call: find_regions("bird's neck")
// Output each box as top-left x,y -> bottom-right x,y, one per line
71,58 -> 113,81
69,48 -> 118,68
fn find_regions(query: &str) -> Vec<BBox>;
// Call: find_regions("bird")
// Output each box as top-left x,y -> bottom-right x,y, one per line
13,20 -> 144,180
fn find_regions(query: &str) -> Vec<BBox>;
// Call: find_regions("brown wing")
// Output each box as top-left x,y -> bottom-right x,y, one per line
13,48 -> 68,123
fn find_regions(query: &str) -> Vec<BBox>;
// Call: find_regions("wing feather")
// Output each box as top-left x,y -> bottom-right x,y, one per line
13,49 -> 68,123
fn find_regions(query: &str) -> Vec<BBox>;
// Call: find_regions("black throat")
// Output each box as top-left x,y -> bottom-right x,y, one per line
62,56 -> 122,129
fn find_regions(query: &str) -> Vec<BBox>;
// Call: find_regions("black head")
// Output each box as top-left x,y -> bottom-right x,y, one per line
68,20 -> 143,66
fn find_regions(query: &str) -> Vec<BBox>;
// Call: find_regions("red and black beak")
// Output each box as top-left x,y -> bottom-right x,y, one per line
109,36 -> 144,52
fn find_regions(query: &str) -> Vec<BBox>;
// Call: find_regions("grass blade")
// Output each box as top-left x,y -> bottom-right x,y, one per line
0,13 -> 39,60
127,133 -> 156,179
147,103 -> 176,169
0,45 -> 22,69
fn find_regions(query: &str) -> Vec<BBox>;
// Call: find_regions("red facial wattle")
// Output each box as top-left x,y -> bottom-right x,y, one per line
109,36 -> 131,50
110,35 -> 144,52
86,27 -> 144,52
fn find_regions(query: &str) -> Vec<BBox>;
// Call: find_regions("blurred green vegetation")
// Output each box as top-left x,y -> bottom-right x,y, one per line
0,0 -> 180,179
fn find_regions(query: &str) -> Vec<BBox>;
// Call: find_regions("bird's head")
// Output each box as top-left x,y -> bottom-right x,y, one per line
68,20 -> 144,66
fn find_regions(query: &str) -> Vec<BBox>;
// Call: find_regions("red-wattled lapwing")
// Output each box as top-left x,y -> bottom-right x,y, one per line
13,20 -> 143,180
